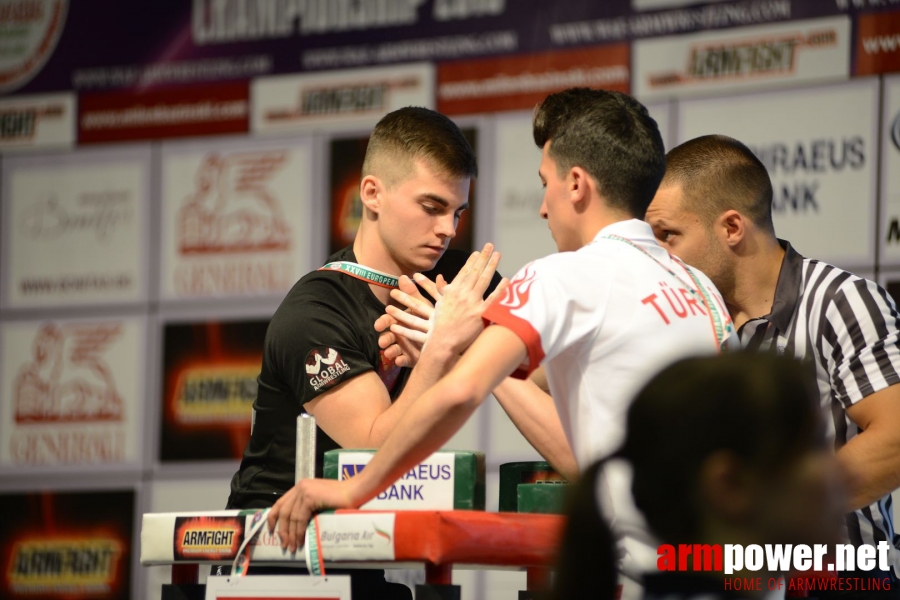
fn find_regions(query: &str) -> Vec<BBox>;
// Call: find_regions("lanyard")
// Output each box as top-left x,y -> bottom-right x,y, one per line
603,234 -> 732,350
318,261 -> 400,289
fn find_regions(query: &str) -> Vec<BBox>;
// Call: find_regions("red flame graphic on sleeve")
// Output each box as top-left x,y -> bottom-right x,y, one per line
500,266 -> 537,310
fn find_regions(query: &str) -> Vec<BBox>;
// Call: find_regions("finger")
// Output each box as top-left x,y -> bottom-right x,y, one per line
374,313 -> 397,333
462,243 -> 495,289
474,251 -> 501,294
390,323 -> 428,344
386,305 -> 431,331
436,274 -> 448,292
276,503 -> 291,550
411,273 -> 442,302
384,343 -> 403,360
378,330 -> 396,349
389,288 -> 434,318
395,355 -> 410,368
453,245 -> 489,288
267,499 -> 281,535
485,277 -> 510,307
399,275 -> 435,305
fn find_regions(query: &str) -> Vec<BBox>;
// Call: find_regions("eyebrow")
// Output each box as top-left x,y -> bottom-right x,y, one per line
420,193 -> 469,212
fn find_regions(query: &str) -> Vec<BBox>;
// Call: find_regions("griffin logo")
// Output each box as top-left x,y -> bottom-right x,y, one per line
14,323 -> 124,424
305,347 -> 350,391
499,266 -> 537,310
177,151 -> 292,255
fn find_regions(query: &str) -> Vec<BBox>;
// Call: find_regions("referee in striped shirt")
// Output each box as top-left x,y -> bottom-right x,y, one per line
645,134 -> 900,598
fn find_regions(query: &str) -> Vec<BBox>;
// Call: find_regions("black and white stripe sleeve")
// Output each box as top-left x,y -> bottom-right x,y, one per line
824,277 -> 900,406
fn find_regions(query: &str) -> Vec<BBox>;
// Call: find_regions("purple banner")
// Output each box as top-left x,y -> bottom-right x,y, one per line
2,0 -> 858,97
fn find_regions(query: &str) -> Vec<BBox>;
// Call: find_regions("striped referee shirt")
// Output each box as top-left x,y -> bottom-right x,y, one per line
740,240 -> 900,573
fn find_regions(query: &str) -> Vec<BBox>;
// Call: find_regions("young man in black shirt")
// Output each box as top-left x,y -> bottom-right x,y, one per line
225,107 -> 502,599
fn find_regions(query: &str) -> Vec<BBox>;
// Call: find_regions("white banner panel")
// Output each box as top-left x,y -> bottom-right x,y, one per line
634,16 -> 850,101
677,79 -> 879,269
0,92 -> 75,151
0,316 -> 146,470
160,137 -> 313,300
252,63 -> 434,135
493,113 -> 557,276
1,147 -> 150,308
880,75 -> 900,268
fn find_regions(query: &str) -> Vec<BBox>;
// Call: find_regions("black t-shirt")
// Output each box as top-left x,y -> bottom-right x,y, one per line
227,246 -> 500,509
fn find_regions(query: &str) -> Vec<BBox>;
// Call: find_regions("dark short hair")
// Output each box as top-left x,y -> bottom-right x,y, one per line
362,106 -> 477,184
620,353 -> 821,543
532,88 -> 665,218
662,134 -> 774,232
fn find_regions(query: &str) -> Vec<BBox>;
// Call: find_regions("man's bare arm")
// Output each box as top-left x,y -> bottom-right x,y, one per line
840,384 -> 900,510
268,326 -> 527,550
493,377 -> 578,480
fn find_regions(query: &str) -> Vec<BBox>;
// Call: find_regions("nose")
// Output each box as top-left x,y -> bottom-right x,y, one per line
539,196 -> 548,220
435,212 -> 457,239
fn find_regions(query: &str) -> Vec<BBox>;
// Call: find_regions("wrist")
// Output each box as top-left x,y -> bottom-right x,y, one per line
419,338 -> 458,362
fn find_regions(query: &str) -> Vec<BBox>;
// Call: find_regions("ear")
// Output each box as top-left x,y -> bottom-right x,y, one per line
359,174 -> 384,214
697,450 -> 757,522
568,166 -> 590,205
717,210 -> 746,247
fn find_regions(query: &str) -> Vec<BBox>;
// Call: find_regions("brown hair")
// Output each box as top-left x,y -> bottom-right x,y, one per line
362,106 -> 477,187
662,134 -> 774,232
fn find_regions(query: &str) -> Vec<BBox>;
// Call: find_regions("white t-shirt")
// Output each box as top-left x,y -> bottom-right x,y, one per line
483,218 -> 734,585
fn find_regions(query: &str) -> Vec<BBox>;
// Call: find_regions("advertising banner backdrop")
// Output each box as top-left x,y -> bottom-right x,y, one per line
1,147 -> 150,309
0,489 -> 134,599
633,16 -> 851,101
0,317 -> 146,470
160,137 -> 313,300
0,92 -> 75,151
856,9 -> 900,76
252,62 -> 434,135
79,82 -> 249,144
677,79 -> 879,269
437,44 -> 629,116
493,113 -> 556,275
880,75 -> 900,267
160,319 -> 268,462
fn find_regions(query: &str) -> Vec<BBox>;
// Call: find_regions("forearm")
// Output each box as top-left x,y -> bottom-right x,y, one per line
493,377 -> 579,480
836,428 -> 900,511
366,340 -> 458,446
351,373 -> 482,505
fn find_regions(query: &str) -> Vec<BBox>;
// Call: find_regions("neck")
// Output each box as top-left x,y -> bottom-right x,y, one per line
577,208 -> 633,248
352,226 -> 411,305
725,235 -> 785,330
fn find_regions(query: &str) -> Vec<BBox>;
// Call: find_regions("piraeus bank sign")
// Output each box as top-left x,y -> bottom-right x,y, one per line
338,451 -> 455,510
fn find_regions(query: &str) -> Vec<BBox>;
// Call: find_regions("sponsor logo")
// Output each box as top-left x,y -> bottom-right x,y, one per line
8,537 -> 121,594
0,0 -> 68,93
891,112 -> 900,153
499,266 -> 536,310
649,28 -> 838,87
305,347 -> 351,391
0,104 -> 62,141
13,323 -> 124,424
192,0 -> 425,44
264,76 -> 421,124
174,516 -> 244,560
177,151 -> 292,255
17,189 -> 133,243
172,364 -> 259,424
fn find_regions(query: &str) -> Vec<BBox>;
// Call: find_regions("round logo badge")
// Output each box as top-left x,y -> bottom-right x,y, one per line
891,111 -> 900,153
0,0 -> 69,93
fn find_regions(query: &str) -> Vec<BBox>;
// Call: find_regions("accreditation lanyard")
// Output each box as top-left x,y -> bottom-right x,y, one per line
318,261 -> 400,289
603,234 -> 731,350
